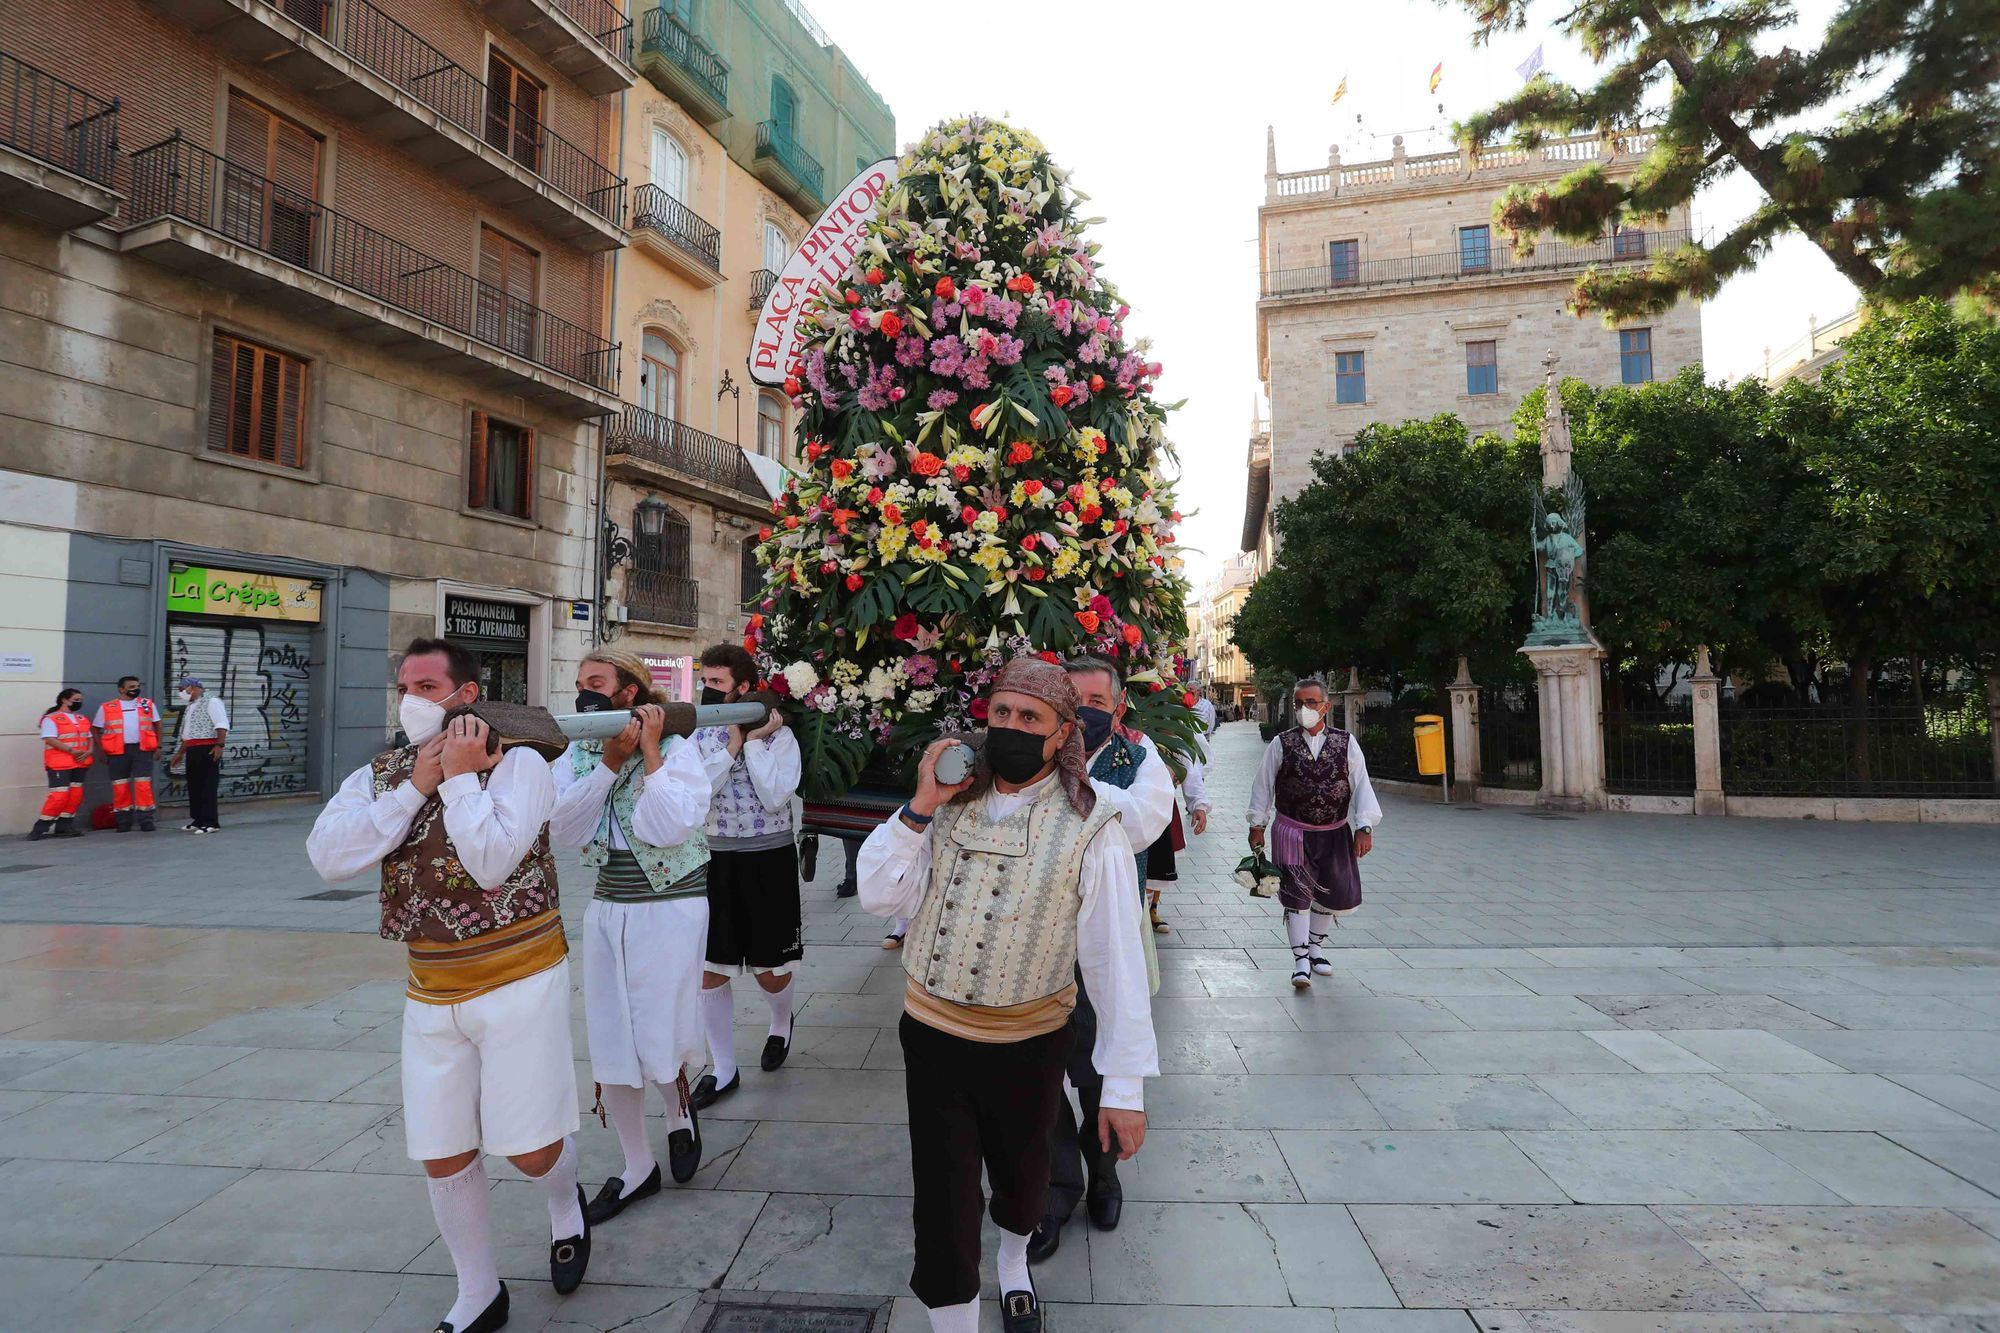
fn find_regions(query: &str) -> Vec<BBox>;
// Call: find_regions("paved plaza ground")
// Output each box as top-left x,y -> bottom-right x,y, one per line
2,720 -> 1998,1331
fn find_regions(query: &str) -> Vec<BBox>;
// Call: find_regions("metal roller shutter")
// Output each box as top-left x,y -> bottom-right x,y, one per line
162,617 -> 317,802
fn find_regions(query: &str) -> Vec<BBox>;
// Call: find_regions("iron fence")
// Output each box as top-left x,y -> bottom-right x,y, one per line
0,48 -> 119,184
639,7 -> 728,108
264,0 -> 624,223
756,118 -> 822,202
748,267 -> 777,308
128,135 -> 618,392
626,567 -> 698,626
631,183 -> 720,269
1719,699 -> 1996,798
605,405 -> 765,499
1359,704 -> 1429,784
1478,688 -> 1541,790
1604,703 -> 1697,794
1262,228 -> 1696,300
553,0 -> 632,61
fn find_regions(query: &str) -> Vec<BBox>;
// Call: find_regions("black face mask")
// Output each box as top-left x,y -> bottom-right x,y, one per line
574,689 -> 616,713
985,725 -> 1052,784
122,686 -> 141,697
1077,705 -> 1115,753
699,686 -> 730,706
64,699 -> 83,711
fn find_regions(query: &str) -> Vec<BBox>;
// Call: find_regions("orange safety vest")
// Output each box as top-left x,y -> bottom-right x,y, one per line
44,711 -> 94,770
98,697 -> 161,754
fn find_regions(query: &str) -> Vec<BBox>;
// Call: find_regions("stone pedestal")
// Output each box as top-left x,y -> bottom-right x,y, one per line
1691,646 -> 1725,816
1522,641 -> 1606,811
1341,667 -> 1366,735
1447,656 -> 1481,801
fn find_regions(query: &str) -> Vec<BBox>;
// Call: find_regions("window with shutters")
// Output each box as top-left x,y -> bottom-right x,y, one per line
640,330 -> 680,420
221,91 -> 321,268
756,389 -> 784,457
208,333 -> 309,470
477,226 -> 540,358
1465,340 -> 1499,396
467,410 -> 535,520
761,220 -> 790,274
485,50 -> 544,171
770,77 -> 797,138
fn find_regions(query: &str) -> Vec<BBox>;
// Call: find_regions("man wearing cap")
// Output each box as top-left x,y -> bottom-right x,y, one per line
857,658 -> 1158,1333
168,677 -> 230,834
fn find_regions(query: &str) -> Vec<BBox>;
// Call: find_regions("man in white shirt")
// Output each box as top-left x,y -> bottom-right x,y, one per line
307,639 -> 586,1333
859,658 -> 1157,1333
168,676 -> 229,833
689,643 -> 804,1109
1247,675 -> 1383,988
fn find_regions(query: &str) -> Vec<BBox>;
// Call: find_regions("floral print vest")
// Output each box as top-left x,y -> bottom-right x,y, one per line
1275,727 -> 1352,827
570,741 -> 709,892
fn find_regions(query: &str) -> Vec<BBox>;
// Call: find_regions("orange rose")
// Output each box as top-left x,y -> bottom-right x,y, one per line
830,458 -> 854,480
910,452 -> 944,477
1075,611 -> 1100,634
1121,624 -> 1143,646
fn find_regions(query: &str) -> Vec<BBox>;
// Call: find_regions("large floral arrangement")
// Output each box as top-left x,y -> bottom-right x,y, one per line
748,115 -> 1203,799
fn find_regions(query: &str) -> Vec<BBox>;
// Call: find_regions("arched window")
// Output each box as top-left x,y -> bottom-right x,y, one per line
650,127 -> 688,203
762,220 -> 790,275
756,389 -> 785,457
640,330 -> 679,421
631,495 -> 696,626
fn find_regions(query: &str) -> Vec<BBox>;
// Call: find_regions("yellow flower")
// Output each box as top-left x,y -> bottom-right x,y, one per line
1052,547 -> 1079,577
877,525 -> 910,561
969,542 -> 1008,572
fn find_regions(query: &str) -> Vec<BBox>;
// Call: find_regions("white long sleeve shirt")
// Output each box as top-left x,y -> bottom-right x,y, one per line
694,725 -> 802,846
306,745 -> 555,891
857,776 -> 1160,1112
547,737 -> 711,851
1246,729 -> 1383,832
1086,735 -> 1175,851
1181,729 -> 1212,814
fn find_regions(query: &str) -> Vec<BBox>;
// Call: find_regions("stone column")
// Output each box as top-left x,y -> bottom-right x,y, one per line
1690,645 -> 1725,816
1447,657 -> 1481,801
1522,643 -> 1606,811
1341,667 -> 1366,734
1989,673 -> 2000,799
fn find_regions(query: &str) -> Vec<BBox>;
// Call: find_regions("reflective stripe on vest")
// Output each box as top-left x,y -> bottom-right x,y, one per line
99,698 -> 161,754
46,712 -> 93,769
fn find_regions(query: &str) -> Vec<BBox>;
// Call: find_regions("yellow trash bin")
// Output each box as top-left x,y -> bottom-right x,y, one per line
1413,714 -> 1447,777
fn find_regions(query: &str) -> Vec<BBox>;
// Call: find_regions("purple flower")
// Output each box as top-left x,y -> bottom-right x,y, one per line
991,334 -> 1025,366
894,335 -> 926,367
929,335 -> 967,378
989,297 -> 1023,330
856,362 -> 899,412
960,356 -> 992,390
904,653 -> 939,685
926,388 -> 959,410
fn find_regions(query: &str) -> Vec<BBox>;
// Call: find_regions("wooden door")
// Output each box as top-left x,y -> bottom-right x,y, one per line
477,226 -> 540,358
222,92 -> 320,266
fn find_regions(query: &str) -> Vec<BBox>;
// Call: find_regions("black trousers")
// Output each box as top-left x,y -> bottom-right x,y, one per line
900,1012 -> 1073,1309
1044,976 -> 1109,1223
184,745 -> 221,828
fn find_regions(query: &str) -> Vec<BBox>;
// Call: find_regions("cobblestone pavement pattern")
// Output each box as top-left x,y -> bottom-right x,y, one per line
0,721 -> 1996,1331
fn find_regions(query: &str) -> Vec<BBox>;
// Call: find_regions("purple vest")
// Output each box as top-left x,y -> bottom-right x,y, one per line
1275,727 -> 1351,826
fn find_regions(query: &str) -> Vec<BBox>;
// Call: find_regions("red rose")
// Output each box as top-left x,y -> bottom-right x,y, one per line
880,311 -> 905,338
783,516 -> 800,530
830,459 -> 854,480
784,376 -> 801,395
867,487 -> 885,504
820,560 -> 838,573
865,267 -> 885,284
1089,374 -> 1104,392
934,276 -> 956,300
1114,519 -> 1129,534
1095,437 -> 1108,454
1182,690 -> 1197,707
1022,479 -> 1043,495
758,525 -> 772,540
1021,535 -> 1040,552
1050,385 -> 1073,407
1006,274 -> 1035,294
768,672 -> 790,697
1038,650 -> 1060,664
892,613 -> 919,640
911,519 -> 930,537
961,504 -> 979,524
846,574 -> 863,591
843,289 -> 860,306
1081,506 -> 1102,524
883,503 -> 903,525
1007,440 -> 1034,464
969,696 -> 990,721
743,637 -> 758,653
952,464 -> 972,482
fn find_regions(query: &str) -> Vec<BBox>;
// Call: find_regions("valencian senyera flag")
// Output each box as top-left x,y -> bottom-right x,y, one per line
1428,61 -> 1444,94
1331,75 -> 1348,105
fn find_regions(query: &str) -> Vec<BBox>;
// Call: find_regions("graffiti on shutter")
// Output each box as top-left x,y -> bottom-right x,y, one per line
162,619 -> 316,801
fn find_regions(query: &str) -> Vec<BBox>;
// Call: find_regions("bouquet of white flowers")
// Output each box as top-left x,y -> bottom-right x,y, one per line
1234,852 -> 1281,899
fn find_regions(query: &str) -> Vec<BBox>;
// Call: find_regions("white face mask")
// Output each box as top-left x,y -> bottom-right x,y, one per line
174,690 -> 192,706
400,683 -> 469,745
1297,706 -> 1323,729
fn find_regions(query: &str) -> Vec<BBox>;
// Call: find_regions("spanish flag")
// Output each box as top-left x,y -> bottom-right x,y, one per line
1429,61 -> 1444,94
1331,75 -> 1348,106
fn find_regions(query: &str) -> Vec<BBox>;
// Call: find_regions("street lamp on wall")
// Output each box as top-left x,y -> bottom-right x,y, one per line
634,494 -> 669,545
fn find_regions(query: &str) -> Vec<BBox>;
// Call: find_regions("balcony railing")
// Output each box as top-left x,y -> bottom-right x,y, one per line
0,48 -> 120,185
554,0 -> 632,61
260,0 -> 624,224
626,566 -> 698,626
639,8 -> 728,111
129,134 -> 618,392
1262,228 -> 1695,299
755,119 -> 822,203
631,183 -> 719,270
605,405 -> 767,500
748,267 -> 776,309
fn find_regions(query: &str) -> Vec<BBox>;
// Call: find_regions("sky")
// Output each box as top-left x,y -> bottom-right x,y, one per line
806,0 -> 1859,589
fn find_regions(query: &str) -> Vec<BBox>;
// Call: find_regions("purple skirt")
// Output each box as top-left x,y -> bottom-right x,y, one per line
1273,822 -> 1362,915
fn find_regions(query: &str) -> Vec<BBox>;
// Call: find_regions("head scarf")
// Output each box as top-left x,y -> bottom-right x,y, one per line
964,657 -> 1095,818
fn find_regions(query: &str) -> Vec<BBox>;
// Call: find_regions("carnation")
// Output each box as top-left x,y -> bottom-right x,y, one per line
781,662 -> 820,698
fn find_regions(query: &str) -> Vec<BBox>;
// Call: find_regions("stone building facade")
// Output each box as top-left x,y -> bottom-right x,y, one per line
1245,128 -> 1704,557
1190,552 -> 1260,714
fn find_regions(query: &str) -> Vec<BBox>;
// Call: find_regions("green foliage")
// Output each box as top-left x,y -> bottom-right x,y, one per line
1443,0 -> 2000,317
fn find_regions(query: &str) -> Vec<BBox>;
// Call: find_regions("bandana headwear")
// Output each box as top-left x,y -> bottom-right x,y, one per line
978,658 -> 1095,818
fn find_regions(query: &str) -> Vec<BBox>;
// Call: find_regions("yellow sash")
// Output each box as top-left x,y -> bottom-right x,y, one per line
405,911 -> 567,1006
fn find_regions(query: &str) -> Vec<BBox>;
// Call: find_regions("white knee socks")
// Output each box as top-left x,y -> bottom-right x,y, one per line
600,1084 -> 655,1193
925,1300 -> 980,1333
702,984 -> 738,1085
527,1136 -> 583,1240
658,1079 -> 693,1135
426,1158 -> 501,1330
1310,908 -> 1337,973
765,975 -> 795,1043
996,1225 -> 1032,1295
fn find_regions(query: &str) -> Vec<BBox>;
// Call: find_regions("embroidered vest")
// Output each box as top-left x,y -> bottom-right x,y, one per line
1275,727 -> 1352,826
369,746 -> 560,943
570,741 -> 708,893
1090,734 -> 1155,878
100,698 -> 161,753
904,781 -> 1118,1009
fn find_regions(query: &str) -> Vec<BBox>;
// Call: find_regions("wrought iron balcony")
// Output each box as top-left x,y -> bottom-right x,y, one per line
473,0 -> 634,95
629,183 -> 721,285
125,134 -> 619,412
605,405 -> 770,508
625,566 -> 698,627
753,119 -> 822,212
0,49 -> 122,226
1261,228 -> 1696,300
638,8 -> 728,125
147,0 -> 627,249
748,267 -> 776,309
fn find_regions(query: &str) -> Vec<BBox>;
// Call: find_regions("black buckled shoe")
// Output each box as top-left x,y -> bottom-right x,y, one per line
1026,1216 -> 1062,1264
549,1185 -> 590,1295
761,1033 -> 790,1072
584,1163 -> 660,1225
1000,1282 -> 1043,1333
667,1106 -> 702,1183
1086,1163 -> 1123,1231
432,1281 -> 508,1333
689,1070 -> 738,1110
